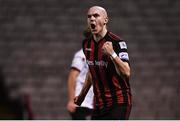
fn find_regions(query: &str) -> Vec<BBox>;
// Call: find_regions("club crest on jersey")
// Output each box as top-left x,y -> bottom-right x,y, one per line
85,48 -> 92,51
119,42 -> 127,49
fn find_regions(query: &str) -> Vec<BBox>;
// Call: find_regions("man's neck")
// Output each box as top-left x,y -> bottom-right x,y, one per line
93,29 -> 107,42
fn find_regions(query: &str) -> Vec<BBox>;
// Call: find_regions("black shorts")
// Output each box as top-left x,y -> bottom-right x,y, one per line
70,107 -> 93,120
91,103 -> 132,120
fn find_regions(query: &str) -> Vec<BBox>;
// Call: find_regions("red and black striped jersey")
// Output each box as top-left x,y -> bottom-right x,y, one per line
82,31 -> 132,109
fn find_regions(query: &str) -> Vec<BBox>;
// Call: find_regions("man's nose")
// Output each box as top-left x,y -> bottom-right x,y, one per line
90,16 -> 95,21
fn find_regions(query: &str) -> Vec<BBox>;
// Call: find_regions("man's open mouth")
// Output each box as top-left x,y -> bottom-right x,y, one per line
90,24 -> 96,29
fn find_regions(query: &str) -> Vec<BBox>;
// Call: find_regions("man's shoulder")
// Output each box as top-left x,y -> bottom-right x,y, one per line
107,31 -> 124,42
82,36 -> 93,49
83,35 -> 92,43
74,49 -> 85,58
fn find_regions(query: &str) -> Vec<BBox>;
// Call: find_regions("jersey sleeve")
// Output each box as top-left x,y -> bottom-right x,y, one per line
113,40 -> 130,63
71,52 -> 85,72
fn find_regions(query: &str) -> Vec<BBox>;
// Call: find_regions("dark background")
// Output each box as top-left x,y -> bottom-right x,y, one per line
0,0 -> 180,119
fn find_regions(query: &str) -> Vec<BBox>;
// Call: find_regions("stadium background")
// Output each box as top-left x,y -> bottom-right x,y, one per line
0,0 -> 180,119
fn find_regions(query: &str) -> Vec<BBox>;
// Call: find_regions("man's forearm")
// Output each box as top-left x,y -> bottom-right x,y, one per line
111,52 -> 130,78
67,69 -> 79,101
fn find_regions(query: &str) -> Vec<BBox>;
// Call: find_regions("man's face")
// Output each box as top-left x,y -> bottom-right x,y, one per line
87,7 -> 107,34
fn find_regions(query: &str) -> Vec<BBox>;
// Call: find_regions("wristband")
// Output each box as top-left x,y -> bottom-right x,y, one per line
111,52 -> 117,59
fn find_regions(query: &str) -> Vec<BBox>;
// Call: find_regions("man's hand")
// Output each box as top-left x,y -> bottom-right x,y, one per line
66,101 -> 77,113
102,41 -> 114,56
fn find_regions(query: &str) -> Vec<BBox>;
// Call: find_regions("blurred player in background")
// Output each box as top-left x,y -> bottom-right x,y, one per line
0,67 -> 34,119
66,28 -> 94,120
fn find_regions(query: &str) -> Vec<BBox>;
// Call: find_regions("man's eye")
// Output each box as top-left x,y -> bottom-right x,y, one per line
87,15 -> 91,18
93,14 -> 99,18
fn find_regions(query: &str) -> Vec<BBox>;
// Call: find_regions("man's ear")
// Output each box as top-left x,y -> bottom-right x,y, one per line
104,17 -> 109,24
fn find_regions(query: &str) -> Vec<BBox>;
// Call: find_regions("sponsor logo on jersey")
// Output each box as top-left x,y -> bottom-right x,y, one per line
119,42 -> 127,49
86,60 -> 108,68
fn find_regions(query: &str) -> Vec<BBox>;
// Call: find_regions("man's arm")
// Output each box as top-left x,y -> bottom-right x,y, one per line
111,55 -> 130,77
67,68 -> 79,112
74,70 -> 92,106
102,41 -> 130,78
